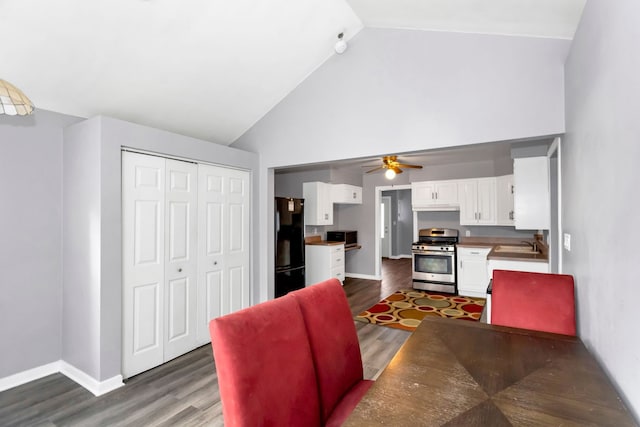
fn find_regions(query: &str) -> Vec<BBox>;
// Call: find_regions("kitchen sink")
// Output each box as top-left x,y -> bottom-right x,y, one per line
493,245 -> 539,254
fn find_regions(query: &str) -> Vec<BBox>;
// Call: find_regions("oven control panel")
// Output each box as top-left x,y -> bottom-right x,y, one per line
412,244 -> 455,252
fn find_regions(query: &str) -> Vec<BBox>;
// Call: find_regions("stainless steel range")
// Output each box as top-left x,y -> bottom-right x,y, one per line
412,228 -> 459,294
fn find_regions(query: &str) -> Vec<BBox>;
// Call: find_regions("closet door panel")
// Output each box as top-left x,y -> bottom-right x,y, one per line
164,159 -> 198,361
123,152 -> 165,378
225,169 -> 251,310
197,165 -> 225,343
197,164 -> 250,343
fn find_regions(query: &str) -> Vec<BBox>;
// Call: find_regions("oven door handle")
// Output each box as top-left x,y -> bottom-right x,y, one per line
413,251 -> 454,255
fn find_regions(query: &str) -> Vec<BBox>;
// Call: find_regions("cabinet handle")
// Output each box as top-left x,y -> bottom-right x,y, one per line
511,185 -> 514,194
509,211 -> 514,220
336,258 -> 342,262
178,268 -> 182,272
213,261 -> 217,265
460,260 -> 463,269
478,212 -> 481,220
435,192 -> 438,200
470,251 -> 480,255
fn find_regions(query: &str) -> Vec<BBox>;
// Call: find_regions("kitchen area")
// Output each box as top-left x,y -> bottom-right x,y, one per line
274,140 -> 559,323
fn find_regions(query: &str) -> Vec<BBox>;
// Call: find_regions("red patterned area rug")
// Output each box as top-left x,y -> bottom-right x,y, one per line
356,289 -> 485,331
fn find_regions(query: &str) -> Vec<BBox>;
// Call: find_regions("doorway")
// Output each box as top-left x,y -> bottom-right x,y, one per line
374,185 -> 412,278
381,196 -> 392,258
547,137 -> 562,273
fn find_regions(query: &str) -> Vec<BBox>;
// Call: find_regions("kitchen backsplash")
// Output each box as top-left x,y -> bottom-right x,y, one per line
415,211 -> 534,239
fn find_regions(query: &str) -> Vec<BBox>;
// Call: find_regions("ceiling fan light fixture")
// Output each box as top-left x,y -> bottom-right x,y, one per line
385,168 -> 396,180
0,79 -> 35,116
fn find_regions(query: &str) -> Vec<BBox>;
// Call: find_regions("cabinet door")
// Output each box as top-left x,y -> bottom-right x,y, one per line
332,184 -> 362,204
434,181 -> 459,205
411,181 -> 436,208
496,175 -> 514,226
458,180 -> 478,225
164,159 -> 198,361
457,247 -> 491,297
303,182 -> 333,225
476,178 -> 496,225
514,157 -> 550,229
123,152 -> 166,378
197,164 -> 251,344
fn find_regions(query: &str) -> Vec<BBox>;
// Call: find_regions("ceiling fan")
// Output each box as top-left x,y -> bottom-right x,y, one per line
365,155 -> 423,178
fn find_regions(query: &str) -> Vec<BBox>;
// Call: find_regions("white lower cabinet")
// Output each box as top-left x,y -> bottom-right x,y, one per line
305,244 -> 345,286
457,247 -> 492,298
487,259 -> 549,280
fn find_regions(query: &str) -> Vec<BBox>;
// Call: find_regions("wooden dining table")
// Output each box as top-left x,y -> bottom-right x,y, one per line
345,316 -> 637,426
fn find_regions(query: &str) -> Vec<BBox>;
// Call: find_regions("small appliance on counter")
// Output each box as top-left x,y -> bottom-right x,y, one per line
275,197 -> 305,297
411,228 -> 459,294
326,230 -> 358,248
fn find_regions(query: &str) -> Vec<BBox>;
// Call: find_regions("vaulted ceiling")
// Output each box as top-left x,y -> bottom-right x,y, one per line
1,0 -> 585,146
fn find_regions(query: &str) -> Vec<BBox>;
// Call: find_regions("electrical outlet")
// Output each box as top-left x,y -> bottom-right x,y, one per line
563,233 -> 571,251
465,230 -> 471,237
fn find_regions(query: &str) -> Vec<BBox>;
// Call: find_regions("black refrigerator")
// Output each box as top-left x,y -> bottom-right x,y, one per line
275,197 -> 305,297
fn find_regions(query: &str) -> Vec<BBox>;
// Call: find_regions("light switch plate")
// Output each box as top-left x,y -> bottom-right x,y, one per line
563,233 -> 571,251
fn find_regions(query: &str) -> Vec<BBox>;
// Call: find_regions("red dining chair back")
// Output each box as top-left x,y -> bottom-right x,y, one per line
491,269 -> 576,336
290,279 -> 373,426
209,295 -> 321,427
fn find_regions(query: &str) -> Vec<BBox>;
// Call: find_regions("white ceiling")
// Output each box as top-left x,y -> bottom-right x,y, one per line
0,0 -> 585,145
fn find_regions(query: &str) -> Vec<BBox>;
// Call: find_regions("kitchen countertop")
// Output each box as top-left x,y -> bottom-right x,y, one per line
457,236 -> 549,263
304,235 -> 345,246
305,240 -> 345,246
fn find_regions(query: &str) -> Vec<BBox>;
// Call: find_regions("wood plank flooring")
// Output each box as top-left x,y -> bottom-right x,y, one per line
0,259 -> 412,427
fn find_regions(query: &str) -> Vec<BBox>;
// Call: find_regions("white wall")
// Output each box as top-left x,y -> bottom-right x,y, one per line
234,28 -> 569,301
0,110 -> 83,379
564,0 -> 640,419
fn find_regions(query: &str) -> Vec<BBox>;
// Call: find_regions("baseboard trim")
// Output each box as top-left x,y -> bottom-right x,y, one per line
60,361 -> 124,396
0,361 -> 61,393
345,272 -> 381,281
0,361 -> 124,397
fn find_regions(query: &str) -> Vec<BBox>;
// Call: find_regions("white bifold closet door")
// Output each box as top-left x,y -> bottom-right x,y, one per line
196,164 -> 251,344
122,152 -> 198,378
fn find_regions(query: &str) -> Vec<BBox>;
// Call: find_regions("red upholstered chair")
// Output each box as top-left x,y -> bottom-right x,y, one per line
209,295 -> 321,427
491,269 -> 576,336
290,278 -> 374,427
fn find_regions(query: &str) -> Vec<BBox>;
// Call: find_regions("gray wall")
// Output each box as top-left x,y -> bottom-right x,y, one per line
234,28 -> 570,301
0,110 -> 83,378
564,0 -> 640,418
0,113 -> 258,383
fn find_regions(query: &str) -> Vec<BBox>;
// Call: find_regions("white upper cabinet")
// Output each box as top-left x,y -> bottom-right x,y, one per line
332,184 -> 362,204
458,178 -> 497,225
514,157 -> 550,230
303,181 -> 333,225
411,180 -> 459,210
496,174 -> 515,226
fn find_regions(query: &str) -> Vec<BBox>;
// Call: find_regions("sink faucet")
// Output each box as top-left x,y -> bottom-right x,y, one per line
521,240 -> 538,251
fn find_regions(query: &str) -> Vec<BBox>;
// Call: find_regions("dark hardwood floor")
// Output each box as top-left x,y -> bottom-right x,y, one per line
0,259 -> 412,427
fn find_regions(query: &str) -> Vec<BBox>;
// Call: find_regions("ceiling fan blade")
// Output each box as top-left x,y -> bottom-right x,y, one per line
366,166 -> 385,173
392,166 -> 403,174
396,163 -> 423,169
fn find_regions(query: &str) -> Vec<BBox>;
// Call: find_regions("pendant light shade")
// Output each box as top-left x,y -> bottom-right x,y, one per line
0,79 -> 35,116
